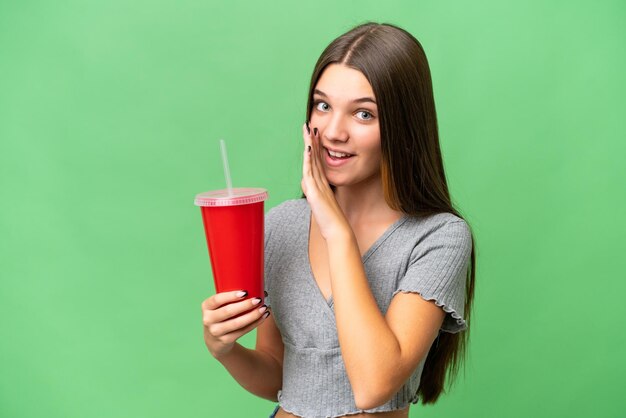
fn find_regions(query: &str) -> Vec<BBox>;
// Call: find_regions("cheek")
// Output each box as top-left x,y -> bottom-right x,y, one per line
361,131 -> 381,156
352,122 -> 379,139
309,113 -> 325,126
309,115 -> 326,135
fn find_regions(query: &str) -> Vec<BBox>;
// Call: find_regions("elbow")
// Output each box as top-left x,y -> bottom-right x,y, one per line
353,384 -> 395,411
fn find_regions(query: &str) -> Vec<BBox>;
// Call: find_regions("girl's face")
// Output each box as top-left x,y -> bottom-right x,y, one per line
310,64 -> 381,188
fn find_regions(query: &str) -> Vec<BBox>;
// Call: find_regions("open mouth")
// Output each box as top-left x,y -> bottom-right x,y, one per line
325,148 -> 354,160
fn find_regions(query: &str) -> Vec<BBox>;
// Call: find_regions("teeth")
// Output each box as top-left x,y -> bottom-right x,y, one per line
328,149 -> 352,158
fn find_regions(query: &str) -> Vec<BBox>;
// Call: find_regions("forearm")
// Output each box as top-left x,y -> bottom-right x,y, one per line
327,231 -> 404,403
216,343 -> 282,401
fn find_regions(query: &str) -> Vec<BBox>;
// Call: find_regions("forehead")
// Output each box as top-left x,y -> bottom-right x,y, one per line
314,64 -> 375,100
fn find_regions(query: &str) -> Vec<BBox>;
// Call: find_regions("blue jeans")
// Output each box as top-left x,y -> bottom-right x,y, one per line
268,405 -> 280,418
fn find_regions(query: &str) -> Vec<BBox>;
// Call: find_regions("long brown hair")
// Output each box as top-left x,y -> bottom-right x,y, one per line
304,22 -> 477,404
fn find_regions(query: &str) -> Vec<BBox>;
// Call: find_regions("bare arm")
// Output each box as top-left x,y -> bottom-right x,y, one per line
327,231 -> 445,409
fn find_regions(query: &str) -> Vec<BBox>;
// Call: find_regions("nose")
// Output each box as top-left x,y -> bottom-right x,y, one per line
321,113 -> 349,143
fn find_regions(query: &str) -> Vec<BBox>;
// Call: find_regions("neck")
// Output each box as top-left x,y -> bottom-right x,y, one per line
333,175 -> 402,225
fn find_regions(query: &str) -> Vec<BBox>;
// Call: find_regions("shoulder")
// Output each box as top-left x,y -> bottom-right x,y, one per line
266,198 -> 307,222
265,198 -> 308,236
401,212 -> 473,256
264,199 -> 308,273
404,211 -> 471,236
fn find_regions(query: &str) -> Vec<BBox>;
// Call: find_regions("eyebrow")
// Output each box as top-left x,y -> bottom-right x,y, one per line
313,89 -> 377,105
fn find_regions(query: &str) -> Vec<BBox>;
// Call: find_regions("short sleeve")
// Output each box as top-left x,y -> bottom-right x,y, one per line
264,206 -> 277,249
263,205 -> 279,307
394,220 -> 473,333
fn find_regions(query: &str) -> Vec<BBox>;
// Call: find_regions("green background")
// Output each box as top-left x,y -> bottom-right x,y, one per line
1,0 -> 625,417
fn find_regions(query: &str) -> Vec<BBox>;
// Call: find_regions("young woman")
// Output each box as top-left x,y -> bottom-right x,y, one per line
201,22 -> 477,418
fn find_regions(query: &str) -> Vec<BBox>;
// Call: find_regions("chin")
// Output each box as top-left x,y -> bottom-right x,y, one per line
326,177 -> 357,188
325,174 -> 348,187
326,172 -> 381,189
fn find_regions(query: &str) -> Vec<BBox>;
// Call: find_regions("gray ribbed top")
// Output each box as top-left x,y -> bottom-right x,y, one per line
264,199 -> 472,418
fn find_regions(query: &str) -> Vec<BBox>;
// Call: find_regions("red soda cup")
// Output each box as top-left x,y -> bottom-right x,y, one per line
195,188 -> 269,304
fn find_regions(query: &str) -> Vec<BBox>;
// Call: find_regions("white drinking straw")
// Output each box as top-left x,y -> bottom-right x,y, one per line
219,139 -> 233,196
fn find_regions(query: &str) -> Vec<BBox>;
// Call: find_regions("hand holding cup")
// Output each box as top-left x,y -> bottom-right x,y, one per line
201,290 -> 271,359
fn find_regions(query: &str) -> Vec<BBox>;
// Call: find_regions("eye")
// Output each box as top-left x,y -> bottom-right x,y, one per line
356,110 -> 373,121
315,101 -> 330,112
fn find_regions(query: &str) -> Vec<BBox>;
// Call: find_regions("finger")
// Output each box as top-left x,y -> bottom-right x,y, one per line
302,153 -> 312,195
311,128 -> 328,185
301,177 -> 308,196
302,123 -> 313,187
218,310 -> 272,345
203,290 -> 249,311
204,297 -> 264,325
308,127 -> 321,179
208,304 -> 270,337
302,122 -> 311,156
302,122 -> 312,152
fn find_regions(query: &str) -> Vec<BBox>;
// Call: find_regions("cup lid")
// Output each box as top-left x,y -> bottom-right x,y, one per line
194,188 -> 268,207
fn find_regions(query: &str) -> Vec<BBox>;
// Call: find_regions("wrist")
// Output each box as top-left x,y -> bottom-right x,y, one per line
325,224 -> 356,247
205,333 -> 236,360
212,342 -> 238,362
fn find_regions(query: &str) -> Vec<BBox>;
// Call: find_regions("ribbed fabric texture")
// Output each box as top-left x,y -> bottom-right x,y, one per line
264,199 -> 472,418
